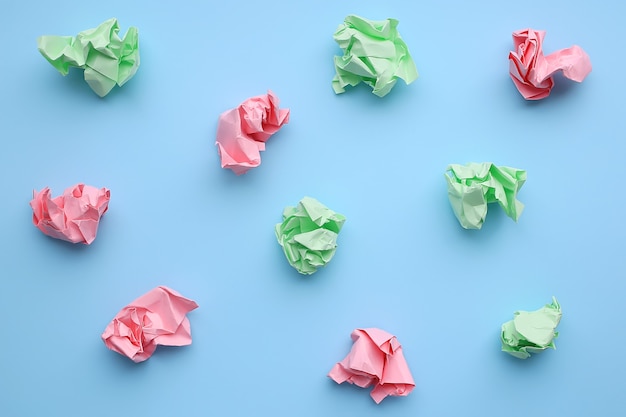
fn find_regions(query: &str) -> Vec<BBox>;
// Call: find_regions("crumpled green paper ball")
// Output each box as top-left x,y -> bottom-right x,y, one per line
445,163 -> 527,229
37,18 -> 140,97
332,15 -> 418,97
501,297 -> 562,359
275,197 -> 346,275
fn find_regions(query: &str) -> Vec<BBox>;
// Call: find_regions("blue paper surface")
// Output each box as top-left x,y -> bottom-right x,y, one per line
0,1 -> 624,416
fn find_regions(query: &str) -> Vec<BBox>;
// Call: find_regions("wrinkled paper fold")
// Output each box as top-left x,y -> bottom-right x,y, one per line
275,197 -> 346,275
30,183 -> 110,244
329,328 -> 415,403
332,15 -> 418,97
445,163 -> 526,229
509,28 -> 591,100
501,297 -> 562,359
37,18 -> 139,97
102,286 -> 199,362
216,90 -> 290,175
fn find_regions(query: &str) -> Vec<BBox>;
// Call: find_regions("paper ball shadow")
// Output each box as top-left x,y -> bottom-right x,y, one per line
210,128 -> 290,182
102,347 -> 149,370
444,199 -> 510,240
497,326 -> 555,369
331,79 -> 415,105
44,66 -> 136,100
41,235 -> 92,251
545,72 -> 582,99
516,72 -> 582,106
101,339 -> 196,370
272,233 -> 335,283
31,214 -> 111,253
326,376 -> 412,407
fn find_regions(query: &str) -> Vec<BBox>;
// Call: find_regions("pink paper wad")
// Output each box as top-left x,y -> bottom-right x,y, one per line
328,328 -> 415,403
102,286 -> 199,362
30,183 -> 110,244
215,90 -> 290,175
509,28 -> 592,100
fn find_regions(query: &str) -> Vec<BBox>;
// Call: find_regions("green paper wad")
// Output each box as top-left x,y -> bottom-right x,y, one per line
501,297 -> 562,359
445,162 -> 526,229
275,197 -> 346,275
37,18 -> 139,97
332,15 -> 418,97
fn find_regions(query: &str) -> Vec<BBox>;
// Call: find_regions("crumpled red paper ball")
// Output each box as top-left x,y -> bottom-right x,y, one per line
101,286 -> 199,363
328,328 -> 415,403
30,183 -> 110,244
508,28 -> 592,100
215,90 -> 290,175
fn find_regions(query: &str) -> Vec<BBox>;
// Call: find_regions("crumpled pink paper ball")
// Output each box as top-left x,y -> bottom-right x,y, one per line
328,328 -> 415,403
215,90 -> 290,175
508,28 -> 592,100
101,286 -> 199,363
30,183 -> 110,244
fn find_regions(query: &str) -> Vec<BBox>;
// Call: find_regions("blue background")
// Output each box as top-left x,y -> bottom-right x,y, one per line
1,1 -> 624,416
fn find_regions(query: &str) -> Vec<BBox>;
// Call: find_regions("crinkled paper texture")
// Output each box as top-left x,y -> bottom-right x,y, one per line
275,196 -> 346,275
216,90 -> 290,175
30,183 -> 110,244
509,28 -> 591,100
101,286 -> 199,363
328,328 -> 415,404
332,15 -> 418,97
445,163 -> 526,230
501,297 -> 562,359
37,18 -> 140,97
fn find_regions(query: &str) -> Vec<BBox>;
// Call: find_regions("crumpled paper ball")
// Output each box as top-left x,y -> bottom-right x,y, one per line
101,286 -> 199,363
332,15 -> 418,97
37,18 -> 140,97
328,328 -> 415,403
508,28 -> 591,100
501,297 -> 562,359
215,90 -> 290,175
30,183 -> 110,244
445,163 -> 526,229
275,196 -> 346,275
